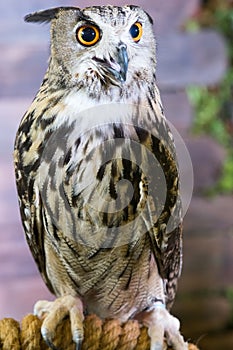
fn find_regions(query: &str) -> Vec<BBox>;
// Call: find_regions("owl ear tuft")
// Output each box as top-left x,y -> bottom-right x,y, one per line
128,5 -> 153,25
24,7 -> 80,24
24,8 -> 60,23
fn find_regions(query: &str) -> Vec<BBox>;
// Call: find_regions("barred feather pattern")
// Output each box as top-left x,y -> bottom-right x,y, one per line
14,5 -> 183,322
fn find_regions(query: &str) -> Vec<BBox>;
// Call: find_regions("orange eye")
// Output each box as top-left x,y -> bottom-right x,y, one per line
76,25 -> 100,46
129,22 -> 143,42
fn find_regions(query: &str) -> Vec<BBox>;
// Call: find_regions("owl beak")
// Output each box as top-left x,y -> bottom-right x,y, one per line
115,43 -> 128,83
93,43 -> 128,84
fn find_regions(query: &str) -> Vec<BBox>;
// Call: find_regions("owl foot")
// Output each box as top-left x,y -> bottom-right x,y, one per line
142,302 -> 188,350
34,295 -> 84,350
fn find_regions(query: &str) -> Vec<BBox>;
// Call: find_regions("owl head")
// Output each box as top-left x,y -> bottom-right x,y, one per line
25,6 -> 156,94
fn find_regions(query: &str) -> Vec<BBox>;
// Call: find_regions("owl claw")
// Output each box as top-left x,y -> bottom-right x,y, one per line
72,330 -> 83,350
142,302 -> 188,350
34,295 -> 84,350
41,328 -> 60,350
75,342 -> 82,350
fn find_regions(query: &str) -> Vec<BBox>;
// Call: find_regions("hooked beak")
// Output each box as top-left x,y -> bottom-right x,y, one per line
93,43 -> 129,84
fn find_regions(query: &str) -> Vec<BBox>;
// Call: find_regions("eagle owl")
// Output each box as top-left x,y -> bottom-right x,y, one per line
14,5 -> 187,350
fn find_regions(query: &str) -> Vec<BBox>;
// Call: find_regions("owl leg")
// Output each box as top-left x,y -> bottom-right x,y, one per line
34,295 -> 84,350
142,302 -> 188,350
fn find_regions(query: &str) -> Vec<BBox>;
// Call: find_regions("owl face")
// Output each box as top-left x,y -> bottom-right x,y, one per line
26,6 -> 156,91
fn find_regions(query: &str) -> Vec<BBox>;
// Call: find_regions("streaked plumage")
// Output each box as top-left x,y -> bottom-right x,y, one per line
14,5 -> 187,349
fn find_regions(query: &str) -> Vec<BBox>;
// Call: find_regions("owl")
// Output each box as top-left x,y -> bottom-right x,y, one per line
14,5 -> 187,350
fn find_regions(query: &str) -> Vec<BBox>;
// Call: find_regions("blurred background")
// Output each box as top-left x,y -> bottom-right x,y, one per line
0,0 -> 233,349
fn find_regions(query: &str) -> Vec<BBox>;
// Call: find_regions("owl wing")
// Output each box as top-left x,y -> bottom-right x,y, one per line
14,118 -> 55,294
133,120 -> 183,308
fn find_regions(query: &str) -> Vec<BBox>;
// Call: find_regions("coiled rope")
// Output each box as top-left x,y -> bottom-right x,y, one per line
0,314 -> 199,350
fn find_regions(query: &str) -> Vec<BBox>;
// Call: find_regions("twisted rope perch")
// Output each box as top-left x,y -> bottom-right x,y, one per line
0,314 -> 199,350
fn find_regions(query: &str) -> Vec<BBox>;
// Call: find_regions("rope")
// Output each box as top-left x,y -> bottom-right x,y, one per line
0,314 -> 199,350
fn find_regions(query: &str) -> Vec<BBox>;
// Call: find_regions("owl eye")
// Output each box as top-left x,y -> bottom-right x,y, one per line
76,25 -> 100,46
129,22 -> 143,42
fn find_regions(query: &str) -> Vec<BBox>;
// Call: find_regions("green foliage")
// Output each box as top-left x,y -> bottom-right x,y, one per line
187,4 -> 233,194
226,287 -> 233,329
187,86 -> 224,142
184,19 -> 200,33
187,68 -> 233,147
217,154 -> 233,193
215,9 -> 233,61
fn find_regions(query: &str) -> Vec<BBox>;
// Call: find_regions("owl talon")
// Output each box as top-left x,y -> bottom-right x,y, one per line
143,302 -> 188,350
75,342 -> 82,350
34,295 -> 84,350
41,328 -> 59,350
